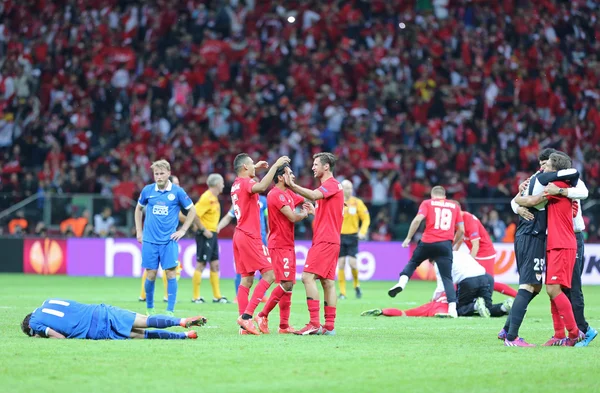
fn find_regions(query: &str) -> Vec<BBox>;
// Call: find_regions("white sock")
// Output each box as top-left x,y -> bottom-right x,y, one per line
448,302 -> 457,317
501,304 -> 507,312
398,275 -> 409,289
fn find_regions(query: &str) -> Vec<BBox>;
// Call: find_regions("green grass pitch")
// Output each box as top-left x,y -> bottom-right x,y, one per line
1,274 -> 599,393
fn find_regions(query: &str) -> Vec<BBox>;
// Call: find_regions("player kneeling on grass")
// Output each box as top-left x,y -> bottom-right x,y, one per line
21,299 -> 207,340
363,251 -> 513,318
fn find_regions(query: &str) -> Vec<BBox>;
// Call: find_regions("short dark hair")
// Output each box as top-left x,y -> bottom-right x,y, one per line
21,313 -> 33,337
233,153 -> 250,174
274,164 -> 289,184
313,152 -> 336,172
548,153 -> 572,171
538,148 -> 557,162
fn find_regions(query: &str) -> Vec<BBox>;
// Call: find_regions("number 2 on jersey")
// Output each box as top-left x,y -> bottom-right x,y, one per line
434,207 -> 453,231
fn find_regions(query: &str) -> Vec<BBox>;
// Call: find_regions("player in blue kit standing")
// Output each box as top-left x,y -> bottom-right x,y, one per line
21,299 -> 207,340
135,159 -> 197,316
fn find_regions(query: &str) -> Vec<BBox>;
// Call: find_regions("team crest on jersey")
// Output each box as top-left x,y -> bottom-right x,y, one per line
279,194 -> 286,202
167,193 -> 175,201
536,273 -> 542,281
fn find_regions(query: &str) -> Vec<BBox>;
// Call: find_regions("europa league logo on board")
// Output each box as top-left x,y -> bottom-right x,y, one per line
23,238 -> 68,275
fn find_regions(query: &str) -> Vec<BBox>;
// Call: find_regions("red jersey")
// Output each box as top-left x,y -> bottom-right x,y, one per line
231,177 -> 261,239
313,177 -> 344,245
462,211 -> 496,258
546,181 -> 576,250
418,199 -> 463,243
267,187 -> 305,249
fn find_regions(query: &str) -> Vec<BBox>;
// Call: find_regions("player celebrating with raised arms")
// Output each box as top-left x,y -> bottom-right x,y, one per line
283,153 -> 345,336
22,298 -> 207,340
254,165 -> 311,334
388,186 -> 464,318
232,153 -> 290,335
135,161 -> 196,316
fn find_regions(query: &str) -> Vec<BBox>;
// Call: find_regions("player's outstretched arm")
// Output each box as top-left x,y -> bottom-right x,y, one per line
134,204 -> 144,243
452,222 -> 464,248
515,193 -> 546,207
39,328 -> 66,339
251,156 -> 290,194
402,214 -> 425,247
283,167 -> 324,201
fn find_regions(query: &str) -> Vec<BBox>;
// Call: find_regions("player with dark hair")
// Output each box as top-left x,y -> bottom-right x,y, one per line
514,153 -> 584,346
502,149 -> 583,346
458,210 -> 517,297
135,160 -> 196,316
254,165 -> 311,334
388,186 -> 464,318
283,152 -> 345,335
22,299 -> 206,340
231,153 -> 290,335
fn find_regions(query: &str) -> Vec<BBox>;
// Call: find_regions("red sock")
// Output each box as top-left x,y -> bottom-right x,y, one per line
553,292 -> 579,338
244,279 -> 271,316
550,299 -> 566,339
307,299 -> 320,327
279,292 -> 292,329
383,308 -> 405,317
259,285 -> 285,318
324,305 -> 336,331
237,285 -> 250,316
493,282 -> 518,298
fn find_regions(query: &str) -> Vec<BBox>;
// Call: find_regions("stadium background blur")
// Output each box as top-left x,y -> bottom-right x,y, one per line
0,0 -> 599,242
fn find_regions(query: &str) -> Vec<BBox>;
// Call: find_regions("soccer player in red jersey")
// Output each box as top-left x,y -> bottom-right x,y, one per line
254,165 -> 312,334
283,153 -> 345,335
459,210 -> 518,297
388,186 -> 464,318
231,153 -> 290,335
516,153 -> 584,346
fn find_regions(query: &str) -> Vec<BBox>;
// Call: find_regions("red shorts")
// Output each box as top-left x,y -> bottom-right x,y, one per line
546,248 -> 576,288
233,230 -> 272,277
404,301 -> 449,317
476,255 -> 496,276
304,242 -> 340,280
269,248 -> 296,284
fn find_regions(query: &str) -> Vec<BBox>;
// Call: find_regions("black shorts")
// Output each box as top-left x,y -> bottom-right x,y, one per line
515,234 -> 546,285
196,232 -> 219,263
411,240 -> 453,264
339,234 -> 359,258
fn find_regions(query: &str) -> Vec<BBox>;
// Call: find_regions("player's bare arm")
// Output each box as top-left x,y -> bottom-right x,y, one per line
515,193 -> 546,207
37,328 -> 66,339
217,214 -> 234,233
452,222 -> 464,248
193,205 -> 212,238
171,205 -> 196,241
279,205 -> 309,223
303,202 -> 315,215
402,214 -> 425,247
134,204 -> 144,243
469,238 -> 480,259
545,181 -> 588,200
251,156 -> 290,194
283,167 -> 324,201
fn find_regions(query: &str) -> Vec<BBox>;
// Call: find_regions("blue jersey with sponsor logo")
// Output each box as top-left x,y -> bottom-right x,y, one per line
138,181 -> 194,244
29,299 -> 97,339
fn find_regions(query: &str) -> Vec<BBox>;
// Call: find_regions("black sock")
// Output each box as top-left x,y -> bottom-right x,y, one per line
241,313 -> 252,320
506,289 -> 535,341
503,312 -> 511,332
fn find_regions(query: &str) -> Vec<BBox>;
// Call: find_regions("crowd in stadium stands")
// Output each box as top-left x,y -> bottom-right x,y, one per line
0,0 -> 599,241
